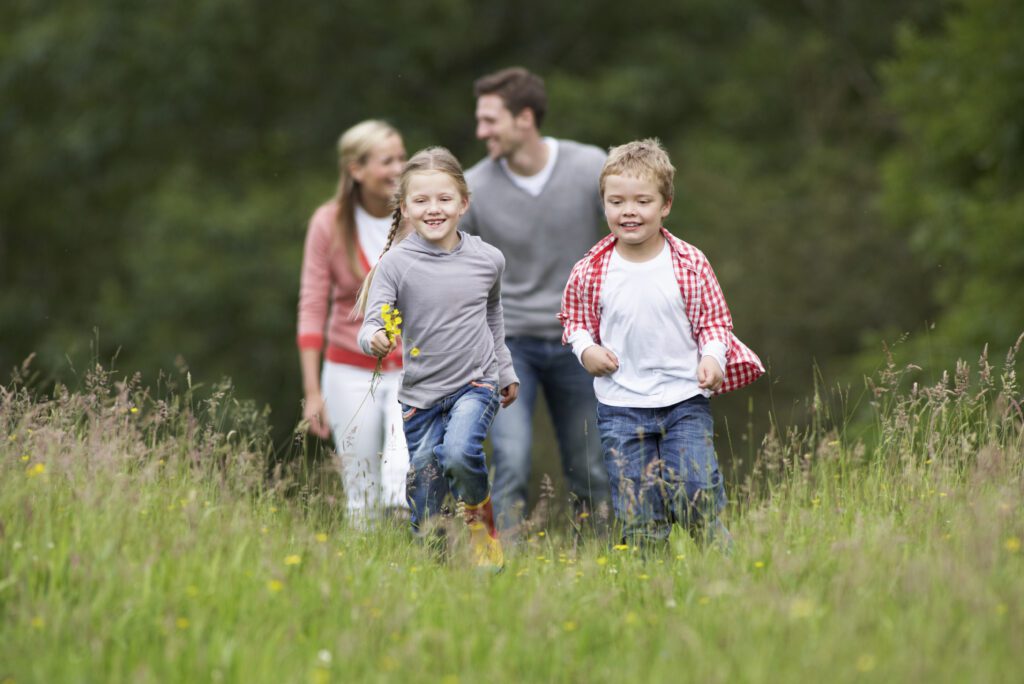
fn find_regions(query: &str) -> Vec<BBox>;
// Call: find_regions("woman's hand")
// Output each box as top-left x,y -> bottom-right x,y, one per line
303,391 -> 331,439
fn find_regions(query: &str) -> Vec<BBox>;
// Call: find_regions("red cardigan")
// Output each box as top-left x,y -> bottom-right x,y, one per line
296,201 -> 401,371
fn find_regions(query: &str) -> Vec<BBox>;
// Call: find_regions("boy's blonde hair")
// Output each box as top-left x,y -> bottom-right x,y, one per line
355,147 -> 469,315
599,138 -> 675,203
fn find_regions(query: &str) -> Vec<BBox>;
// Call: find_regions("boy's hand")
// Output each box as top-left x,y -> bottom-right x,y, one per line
698,356 -> 724,391
500,382 -> 519,408
369,329 -> 396,357
581,345 -> 619,377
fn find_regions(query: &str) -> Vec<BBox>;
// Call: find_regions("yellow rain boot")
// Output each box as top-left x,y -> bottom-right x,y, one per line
464,495 -> 504,572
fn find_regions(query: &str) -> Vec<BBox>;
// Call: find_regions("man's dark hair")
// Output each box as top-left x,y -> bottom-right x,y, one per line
473,67 -> 547,129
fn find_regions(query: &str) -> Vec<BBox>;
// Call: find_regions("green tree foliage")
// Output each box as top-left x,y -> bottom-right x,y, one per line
881,0 -> 1024,365
3,0 -> 1009,461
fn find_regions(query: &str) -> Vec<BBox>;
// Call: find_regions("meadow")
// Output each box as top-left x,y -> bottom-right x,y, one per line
2,342 -> 1022,684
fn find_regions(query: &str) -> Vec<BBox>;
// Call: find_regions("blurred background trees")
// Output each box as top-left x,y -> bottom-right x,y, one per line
2,0 -> 1021,485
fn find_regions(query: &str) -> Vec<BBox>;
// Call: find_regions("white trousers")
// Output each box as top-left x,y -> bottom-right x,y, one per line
321,361 -> 410,518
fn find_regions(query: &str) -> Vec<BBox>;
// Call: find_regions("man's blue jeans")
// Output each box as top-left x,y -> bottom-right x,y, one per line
596,395 -> 729,546
489,336 -> 611,531
401,381 -> 499,533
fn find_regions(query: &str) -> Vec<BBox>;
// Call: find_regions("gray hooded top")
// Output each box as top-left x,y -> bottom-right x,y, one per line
358,230 -> 518,409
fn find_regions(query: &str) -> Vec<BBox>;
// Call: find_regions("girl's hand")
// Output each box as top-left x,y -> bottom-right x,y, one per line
303,391 -> 331,439
697,356 -> 724,391
581,345 -> 619,377
500,382 -> 519,408
369,329 -> 396,357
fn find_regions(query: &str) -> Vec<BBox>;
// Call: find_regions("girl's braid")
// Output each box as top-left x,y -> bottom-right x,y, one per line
379,205 -> 403,259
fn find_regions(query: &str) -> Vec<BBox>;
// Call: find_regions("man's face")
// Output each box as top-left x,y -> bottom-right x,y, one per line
475,94 -> 528,160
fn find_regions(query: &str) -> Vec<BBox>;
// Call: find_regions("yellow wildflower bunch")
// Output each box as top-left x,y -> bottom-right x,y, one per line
381,303 -> 420,357
381,303 -> 402,342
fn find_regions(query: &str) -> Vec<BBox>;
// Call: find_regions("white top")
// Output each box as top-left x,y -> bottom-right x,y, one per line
500,138 -> 559,196
355,203 -> 393,266
568,242 -> 727,408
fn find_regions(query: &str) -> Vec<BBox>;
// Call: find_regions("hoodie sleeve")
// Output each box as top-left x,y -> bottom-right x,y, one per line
486,252 -> 519,389
357,259 -> 399,356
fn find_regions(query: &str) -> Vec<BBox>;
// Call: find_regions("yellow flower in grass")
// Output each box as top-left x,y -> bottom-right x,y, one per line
315,533 -> 328,543
284,554 -> 302,566
1005,537 -> 1021,553
26,463 -> 45,477
267,579 -> 284,593
176,617 -> 190,630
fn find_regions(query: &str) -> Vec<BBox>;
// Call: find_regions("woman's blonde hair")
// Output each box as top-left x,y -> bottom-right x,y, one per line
333,119 -> 402,278
355,147 -> 470,315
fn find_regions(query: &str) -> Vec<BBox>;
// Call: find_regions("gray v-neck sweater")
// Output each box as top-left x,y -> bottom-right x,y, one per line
462,139 -> 607,339
358,231 -> 518,409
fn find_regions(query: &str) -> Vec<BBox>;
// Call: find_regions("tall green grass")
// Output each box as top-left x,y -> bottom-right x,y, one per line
2,341 -> 1022,683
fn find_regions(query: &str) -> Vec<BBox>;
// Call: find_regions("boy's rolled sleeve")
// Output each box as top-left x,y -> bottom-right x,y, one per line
701,340 -> 728,378
559,259 -> 591,345
567,329 -> 597,364
695,261 -> 734,357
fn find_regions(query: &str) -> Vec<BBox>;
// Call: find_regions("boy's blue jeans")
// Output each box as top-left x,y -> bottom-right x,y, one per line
596,395 -> 729,546
489,336 -> 611,531
401,381 -> 500,533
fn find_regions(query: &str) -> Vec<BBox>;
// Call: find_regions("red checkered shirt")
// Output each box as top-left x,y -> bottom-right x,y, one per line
559,228 -> 764,394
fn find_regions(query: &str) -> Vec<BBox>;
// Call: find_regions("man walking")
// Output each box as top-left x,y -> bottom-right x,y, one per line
461,67 -> 611,535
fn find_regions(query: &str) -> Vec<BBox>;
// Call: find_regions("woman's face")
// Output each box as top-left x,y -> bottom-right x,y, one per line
351,134 -> 407,206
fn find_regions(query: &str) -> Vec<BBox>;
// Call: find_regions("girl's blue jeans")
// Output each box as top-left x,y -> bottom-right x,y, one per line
400,381 -> 500,532
596,395 -> 730,547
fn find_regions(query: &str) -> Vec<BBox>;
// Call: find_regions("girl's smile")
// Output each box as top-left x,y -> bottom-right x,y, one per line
402,170 -> 469,251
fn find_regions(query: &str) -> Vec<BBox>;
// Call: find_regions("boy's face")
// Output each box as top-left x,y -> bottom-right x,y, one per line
603,173 -> 672,250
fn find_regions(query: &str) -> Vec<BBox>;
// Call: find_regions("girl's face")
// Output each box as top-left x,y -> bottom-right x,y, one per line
350,134 -> 407,206
402,170 -> 468,252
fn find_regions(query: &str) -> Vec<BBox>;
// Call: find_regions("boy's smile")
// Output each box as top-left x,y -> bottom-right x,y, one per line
603,173 -> 672,261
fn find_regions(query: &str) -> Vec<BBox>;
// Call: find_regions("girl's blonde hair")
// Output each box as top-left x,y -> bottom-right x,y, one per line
333,119 -> 402,278
355,147 -> 469,315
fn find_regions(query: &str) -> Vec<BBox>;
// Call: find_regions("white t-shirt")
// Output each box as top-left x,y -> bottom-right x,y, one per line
500,138 -> 559,196
355,203 -> 393,266
568,241 -> 727,408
